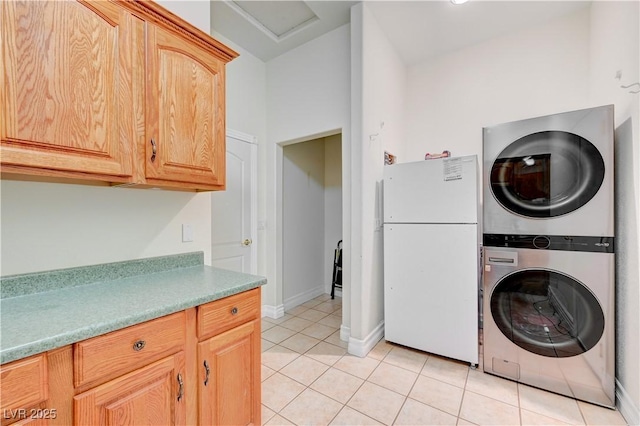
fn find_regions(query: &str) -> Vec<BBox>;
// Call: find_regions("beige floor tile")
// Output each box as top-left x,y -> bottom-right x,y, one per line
318,314 -> 343,328
286,305 -> 309,316
465,369 -> 519,407
280,388 -> 344,425
263,313 -> 294,325
298,308 -> 329,322
279,316 -> 315,332
368,362 -> 419,396
262,321 -> 276,332
409,375 -> 464,416
330,406 -> 383,425
262,338 -> 276,352
262,405 -> 276,425
262,372 -> 306,412
306,341 -> 348,366
332,308 -> 343,317
395,398 -> 458,425
578,401 -> 627,425
262,345 -> 300,371
315,300 -> 342,313
520,409 -> 571,425
367,339 -> 395,361
280,355 -> 330,386
384,346 -> 428,373
420,356 -> 469,388
347,382 -> 406,425
456,419 -> 478,425
262,364 -> 276,382
310,367 -> 365,403
280,333 -> 321,354
325,330 -> 349,349
262,325 -> 298,344
459,391 -> 520,425
519,384 -> 584,425
313,294 -> 333,302
302,299 -> 324,308
264,414 -> 295,425
334,354 -> 380,379
301,322 -> 338,340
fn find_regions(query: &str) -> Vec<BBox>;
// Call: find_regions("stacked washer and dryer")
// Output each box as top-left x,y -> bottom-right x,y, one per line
482,105 -> 615,408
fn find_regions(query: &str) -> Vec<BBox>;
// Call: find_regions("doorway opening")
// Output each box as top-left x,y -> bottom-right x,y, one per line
282,133 -> 343,310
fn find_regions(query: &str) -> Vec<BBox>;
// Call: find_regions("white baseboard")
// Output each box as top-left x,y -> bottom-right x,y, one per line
347,321 -> 385,358
262,304 -> 285,319
283,285 -> 325,311
616,378 -> 640,426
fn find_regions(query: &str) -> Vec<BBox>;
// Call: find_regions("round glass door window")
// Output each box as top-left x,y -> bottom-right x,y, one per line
490,269 -> 604,358
490,131 -> 605,218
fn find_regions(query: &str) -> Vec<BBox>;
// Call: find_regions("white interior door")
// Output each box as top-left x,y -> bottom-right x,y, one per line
211,131 -> 257,273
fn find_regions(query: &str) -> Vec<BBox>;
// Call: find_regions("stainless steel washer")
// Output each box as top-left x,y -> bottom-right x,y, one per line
483,242 -> 615,407
483,105 -> 614,237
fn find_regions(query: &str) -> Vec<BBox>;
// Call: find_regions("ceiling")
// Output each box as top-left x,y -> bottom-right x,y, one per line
212,1 -> 591,65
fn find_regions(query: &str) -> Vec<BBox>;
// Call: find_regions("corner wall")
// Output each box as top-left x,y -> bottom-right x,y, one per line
350,3 -> 407,355
588,2 -> 640,423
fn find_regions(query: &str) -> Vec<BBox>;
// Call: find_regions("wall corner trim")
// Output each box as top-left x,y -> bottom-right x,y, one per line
340,324 -> 350,342
616,378 -> 640,426
262,304 -> 285,319
347,321 -> 384,358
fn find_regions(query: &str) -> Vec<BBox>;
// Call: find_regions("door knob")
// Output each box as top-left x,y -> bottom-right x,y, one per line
242,239 -> 252,246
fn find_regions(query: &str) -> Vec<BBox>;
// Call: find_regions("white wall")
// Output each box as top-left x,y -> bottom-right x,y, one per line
405,8 -> 590,164
156,0 -> 209,34
283,140 -> 326,304
209,30 -> 268,284
588,2 -> 640,423
324,134 -> 343,294
0,1 -> 214,277
350,3 -> 407,355
264,25 -> 351,327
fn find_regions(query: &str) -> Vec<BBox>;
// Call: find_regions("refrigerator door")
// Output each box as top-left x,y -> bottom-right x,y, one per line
384,155 -> 478,224
383,223 -> 479,364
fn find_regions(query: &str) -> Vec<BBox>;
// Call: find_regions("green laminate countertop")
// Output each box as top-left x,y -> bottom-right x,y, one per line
0,252 -> 266,364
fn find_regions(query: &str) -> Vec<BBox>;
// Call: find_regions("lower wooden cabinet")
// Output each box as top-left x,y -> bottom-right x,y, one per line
0,288 -> 261,426
74,352 -> 186,426
198,320 -> 261,425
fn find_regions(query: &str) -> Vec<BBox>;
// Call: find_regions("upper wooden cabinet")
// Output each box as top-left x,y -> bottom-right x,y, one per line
145,24 -> 226,189
1,0 -> 237,191
1,1 -> 135,181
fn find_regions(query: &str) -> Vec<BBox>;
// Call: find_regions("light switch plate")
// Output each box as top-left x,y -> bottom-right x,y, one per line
182,224 -> 194,242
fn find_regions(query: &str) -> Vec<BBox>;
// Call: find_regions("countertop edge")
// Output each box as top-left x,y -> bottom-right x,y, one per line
0,276 -> 266,365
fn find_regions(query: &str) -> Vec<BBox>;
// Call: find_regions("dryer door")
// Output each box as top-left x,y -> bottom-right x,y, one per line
490,131 -> 605,218
490,269 -> 605,358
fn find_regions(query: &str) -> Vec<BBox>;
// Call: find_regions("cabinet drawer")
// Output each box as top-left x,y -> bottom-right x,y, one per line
198,289 -> 260,340
74,311 -> 185,388
0,354 -> 48,412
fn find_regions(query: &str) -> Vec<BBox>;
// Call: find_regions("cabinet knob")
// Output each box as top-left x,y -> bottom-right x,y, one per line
203,360 -> 210,386
231,307 -> 238,315
242,238 -> 252,246
150,138 -> 157,162
132,340 -> 146,351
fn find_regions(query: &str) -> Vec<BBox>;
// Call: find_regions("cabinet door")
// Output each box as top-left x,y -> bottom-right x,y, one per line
198,320 -> 260,426
74,353 -> 186,426
1,1 -> 135,180
145,24 -> 226,189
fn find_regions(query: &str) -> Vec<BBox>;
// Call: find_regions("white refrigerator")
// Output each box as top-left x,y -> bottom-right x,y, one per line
383,155 -> 479,365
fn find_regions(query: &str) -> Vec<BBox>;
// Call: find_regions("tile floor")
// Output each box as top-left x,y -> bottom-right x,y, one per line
261,294 -> 628,426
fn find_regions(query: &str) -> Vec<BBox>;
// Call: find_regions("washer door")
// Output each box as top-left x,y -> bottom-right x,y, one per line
490,269 -> 605,358
490,131 -> 605,218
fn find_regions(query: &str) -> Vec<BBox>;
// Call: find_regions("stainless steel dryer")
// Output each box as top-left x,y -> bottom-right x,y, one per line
483,240 -> 615,407
483,105 -> 613,236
